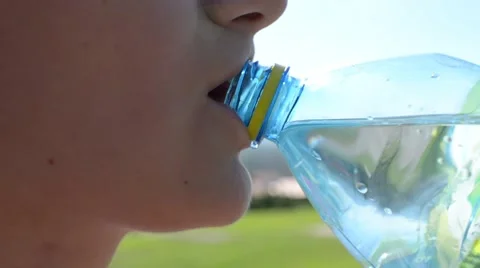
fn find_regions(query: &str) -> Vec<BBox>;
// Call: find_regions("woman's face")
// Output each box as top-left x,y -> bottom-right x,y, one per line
0,0 -> 287,231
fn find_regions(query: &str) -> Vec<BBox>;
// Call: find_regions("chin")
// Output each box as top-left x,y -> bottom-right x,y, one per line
124,158 -> 252,233
209,159 -> 252,227
186,158 -> 252,230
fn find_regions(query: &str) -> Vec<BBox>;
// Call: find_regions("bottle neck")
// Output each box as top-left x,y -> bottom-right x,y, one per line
224,61 -> 305,147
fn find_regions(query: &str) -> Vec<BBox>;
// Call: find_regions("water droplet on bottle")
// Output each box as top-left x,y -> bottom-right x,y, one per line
459,168 -> 472,180
384,208 -> 393,215
311,149 -> 322,161
443,136 -> 452,143
437,157 -> 444,164
356,182 -> 368,194
416,129 -> 423,135
353,168 -> 359,175
250,141 -> 259,149
431,73 -> 439,79
367,116 -> 374,121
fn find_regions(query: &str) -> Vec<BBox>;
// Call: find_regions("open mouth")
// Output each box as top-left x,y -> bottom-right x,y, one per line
208,80 -> 231,103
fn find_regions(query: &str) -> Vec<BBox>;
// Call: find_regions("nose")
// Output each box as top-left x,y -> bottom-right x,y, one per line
203,0 -> 288,34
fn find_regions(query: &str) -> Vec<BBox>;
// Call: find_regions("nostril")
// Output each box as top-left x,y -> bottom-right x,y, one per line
232,12 -> 264,23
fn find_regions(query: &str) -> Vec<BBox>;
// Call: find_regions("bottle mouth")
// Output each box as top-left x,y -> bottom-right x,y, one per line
208,61 -> 254,103
223,61 -> 251,106
223,61 -> 289,146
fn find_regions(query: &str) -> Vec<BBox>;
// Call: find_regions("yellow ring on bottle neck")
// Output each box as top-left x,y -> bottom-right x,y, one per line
247,64 -> 286,141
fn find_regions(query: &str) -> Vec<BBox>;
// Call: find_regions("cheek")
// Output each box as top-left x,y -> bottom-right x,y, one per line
81,102 -> 251,230
1,0 -> 251,230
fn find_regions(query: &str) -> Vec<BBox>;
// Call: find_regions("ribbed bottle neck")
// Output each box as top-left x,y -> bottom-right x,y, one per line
224,61 -> 305,148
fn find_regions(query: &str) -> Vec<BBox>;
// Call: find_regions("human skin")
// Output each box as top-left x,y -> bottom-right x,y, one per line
0,0 -> 287,267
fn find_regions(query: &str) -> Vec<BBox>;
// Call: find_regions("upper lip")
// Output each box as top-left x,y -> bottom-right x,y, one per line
207,54 -> 254,103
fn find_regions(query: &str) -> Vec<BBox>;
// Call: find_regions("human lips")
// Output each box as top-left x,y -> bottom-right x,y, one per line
206,60 -> 253,149
206,60 -> 247,104
206,50 -> 254,103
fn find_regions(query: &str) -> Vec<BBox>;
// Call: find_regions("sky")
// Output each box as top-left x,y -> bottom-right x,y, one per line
248,0 -> 480,151
254,0 -> 480,77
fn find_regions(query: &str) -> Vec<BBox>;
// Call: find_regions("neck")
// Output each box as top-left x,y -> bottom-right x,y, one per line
224,61 -> 304,145
0,205 -> 126,268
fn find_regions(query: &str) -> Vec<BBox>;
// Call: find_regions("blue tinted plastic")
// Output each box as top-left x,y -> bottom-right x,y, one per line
225,54 -> 480,267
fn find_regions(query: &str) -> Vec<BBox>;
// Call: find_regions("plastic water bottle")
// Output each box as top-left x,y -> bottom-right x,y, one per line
224,54 -> 480,267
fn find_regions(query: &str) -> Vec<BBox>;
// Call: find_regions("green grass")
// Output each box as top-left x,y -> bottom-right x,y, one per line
109,207 -> 360,268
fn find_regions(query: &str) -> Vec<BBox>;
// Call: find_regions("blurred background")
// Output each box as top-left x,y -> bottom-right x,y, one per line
110,0 -> 480,267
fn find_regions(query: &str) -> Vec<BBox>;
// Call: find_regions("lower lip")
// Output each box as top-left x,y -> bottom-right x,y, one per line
208,99 -> 250,149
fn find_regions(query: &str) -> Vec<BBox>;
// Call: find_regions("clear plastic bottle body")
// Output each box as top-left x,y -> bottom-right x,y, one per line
225,54 -> 480,267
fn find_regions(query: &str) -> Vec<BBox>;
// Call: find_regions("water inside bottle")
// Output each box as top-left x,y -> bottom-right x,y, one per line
277,114 -> 480,267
